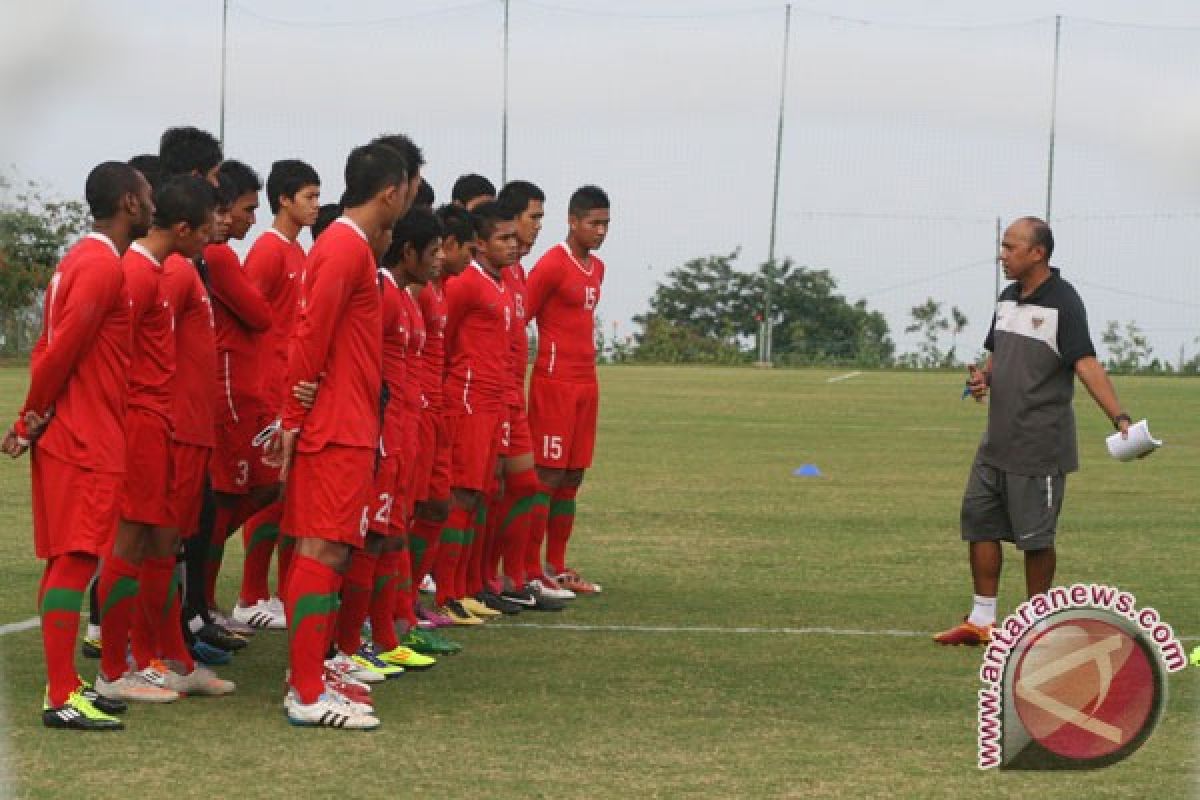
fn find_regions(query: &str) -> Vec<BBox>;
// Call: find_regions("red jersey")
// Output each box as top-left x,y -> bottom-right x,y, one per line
205,242 -> 270,406
444,262 -> 513,414
527,242 -> 604,384
379,270 -> 410,456
123,242 -> 175,422
283,218 -> 382,452
399,286 -> 426,414
163,255 -> 216,448
18,234 -> 130,473
417,279 -> 448,411
502,262 -> 530,407
244,228 -> 305,411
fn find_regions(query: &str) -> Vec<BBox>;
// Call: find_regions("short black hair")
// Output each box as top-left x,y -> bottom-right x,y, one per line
312,203 -> 343,240
1018,216 -> 1055,259
414,178 -> 435,209
128,154 -> 162,193
452,173 -> 495,206
219,159 -> 262,197
497,180 -> 545,215
342,143 -> 408,208
435,203 -> 474,245
214,172 -> 239,208
267,159 -> 320,215
153,174 -> 216,229
470,200 -> 516,240
85,161 -> 144,220
370,133 -> 425,177
159,126 -> 223,178
383,207 -> 443,267
568,185 -> 610,217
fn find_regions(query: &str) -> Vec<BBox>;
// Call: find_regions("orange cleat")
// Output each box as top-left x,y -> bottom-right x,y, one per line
933,618 -> 993,646
555,568 -> 602,594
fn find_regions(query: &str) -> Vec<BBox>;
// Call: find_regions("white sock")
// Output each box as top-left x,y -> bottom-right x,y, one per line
968,595 -> 997,627
86,623 -> 101,640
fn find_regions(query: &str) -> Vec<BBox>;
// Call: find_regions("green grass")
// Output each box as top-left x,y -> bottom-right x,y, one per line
0,366 -> 1195,798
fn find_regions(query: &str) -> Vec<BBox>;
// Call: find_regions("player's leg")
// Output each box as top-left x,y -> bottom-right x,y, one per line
1011,472 -> 1065,598
546,382 -> 601,592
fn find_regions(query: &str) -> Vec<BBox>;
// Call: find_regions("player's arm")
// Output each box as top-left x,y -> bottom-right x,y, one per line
280,254 -> 353,431
1074,357 -> 1129,435
443,274 -> 473,357
209,248 -> 271,331
244,242 -> 282,304
13,266 -> 121,441
523,257 -> 561,321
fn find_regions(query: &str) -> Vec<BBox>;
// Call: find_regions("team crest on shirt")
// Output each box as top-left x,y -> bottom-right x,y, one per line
1032,317 -> 1044,329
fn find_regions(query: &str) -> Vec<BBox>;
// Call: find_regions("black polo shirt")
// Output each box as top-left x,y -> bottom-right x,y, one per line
976,268 -> 1096,476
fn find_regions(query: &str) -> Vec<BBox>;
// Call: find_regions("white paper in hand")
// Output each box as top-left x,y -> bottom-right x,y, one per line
1106,419 -> 1162,462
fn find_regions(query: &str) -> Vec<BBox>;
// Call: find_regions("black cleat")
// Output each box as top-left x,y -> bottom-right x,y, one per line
477,591 -> 523,615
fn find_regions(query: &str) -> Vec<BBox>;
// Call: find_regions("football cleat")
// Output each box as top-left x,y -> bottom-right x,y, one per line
75,678 -> 127,715
499,586 -> 537,608
556,568 -> 603,594
377,645 -> 437,670
477,591 -> 523,615
458,596 -> 501,618
156,661 -> 236,696
195,622 -> 248,652
402,628 -> 462,656
94,668 -> 179,703
530,579 -> 575,601
42,688 -> 123,731
190,640 -> 232,666
351,645 -> 406,679
285,690 -> 379,730
933,618 -> 994,646
80,636 -> 102,660
326,652 -> 386,684
439,601 -> 483,626
232,600 -> 286,630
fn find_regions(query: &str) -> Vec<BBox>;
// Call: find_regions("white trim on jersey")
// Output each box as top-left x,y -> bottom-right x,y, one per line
558,242 -> 594,276
993,300 -> 1060,357
86,232 -> 120,258
130,241 -> 161,267
266,227 -> 292,243
548,340 -> 557,376
335,216 -> 369,242
223,352 -> 239,423
463,367 -> 474,415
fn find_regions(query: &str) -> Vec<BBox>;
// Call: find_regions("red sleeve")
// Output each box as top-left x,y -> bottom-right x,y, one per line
281,252 -> 355,429
17,264 -> 121,433
525,255 -> 561,321
244,240 -> 281,302
208,246 -> 270,331
443,271 -> 474,358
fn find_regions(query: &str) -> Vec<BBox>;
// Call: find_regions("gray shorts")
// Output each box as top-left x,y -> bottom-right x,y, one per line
960,460 -> 1065,551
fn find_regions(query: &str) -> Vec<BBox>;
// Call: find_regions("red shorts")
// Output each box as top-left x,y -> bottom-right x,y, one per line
411,409 -> 451,503
445,410 -> 505,493
528,377 -> 599,470
121,408 -> 174,526
31,449 -> 121,560
211,395 -> 277,493
501,404 -> 534,458
368,452 -> 401,536
171,443 -> 211,537
281,445 -> 374,546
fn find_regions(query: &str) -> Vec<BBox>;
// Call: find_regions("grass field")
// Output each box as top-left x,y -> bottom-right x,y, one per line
0,365 -> 1195,798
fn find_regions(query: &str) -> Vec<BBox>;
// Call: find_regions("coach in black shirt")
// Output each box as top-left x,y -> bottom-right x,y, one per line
934,217 -> 1132,646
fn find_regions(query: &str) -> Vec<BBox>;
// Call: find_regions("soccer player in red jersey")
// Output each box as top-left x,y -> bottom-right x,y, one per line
267,143 -> 409,730
227,160 -> 321,630
411,204 -> 476,627
525,186 -> 611,594
3,162 -> 151,729
433,202 -> 519,624
93,175 -> 216,705
451,174 -> 496,210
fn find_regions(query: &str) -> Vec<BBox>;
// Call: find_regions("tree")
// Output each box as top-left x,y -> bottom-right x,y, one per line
901,298 -> 968,368
0,175 -> 90,355
1101,320 -> 1153,372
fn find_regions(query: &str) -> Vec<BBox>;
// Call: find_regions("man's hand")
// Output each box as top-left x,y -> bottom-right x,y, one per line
966,364 -> 989,402
263,428 -> 298,484
292,380 -> 319,410
2,427 -> 28,458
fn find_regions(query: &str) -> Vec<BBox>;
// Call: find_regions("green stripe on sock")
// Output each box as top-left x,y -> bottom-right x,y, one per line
40,588 -> 84,615
440,527 -> 465,546
163,580 -> 178,619
247,522 -> 280,553
396,577 -> 412,591
410,538 -> 428,568
502,496 -> 534,531
531,491 -> 551,509
100,577 -> 139,620
461,528 -> 475,546
549,499 -> 577,518
372,574 -> 391,597
289,591 -> 340,636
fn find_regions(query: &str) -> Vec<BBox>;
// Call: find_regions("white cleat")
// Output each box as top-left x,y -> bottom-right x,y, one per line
285,690 -> 379,730
530,579 -> 575,601
325,652 -> 384,685
232,599 -> 287,630
161,664 -> 236,696
95,668 -> 180,703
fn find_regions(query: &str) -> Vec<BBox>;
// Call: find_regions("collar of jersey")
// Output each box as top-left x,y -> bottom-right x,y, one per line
86,232 -> 120,258
335,216 -> 369,242
559,241 -> 594,275
130,241 -> 162,269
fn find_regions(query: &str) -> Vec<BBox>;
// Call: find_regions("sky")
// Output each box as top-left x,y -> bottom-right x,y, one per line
4,0 -> 1200,363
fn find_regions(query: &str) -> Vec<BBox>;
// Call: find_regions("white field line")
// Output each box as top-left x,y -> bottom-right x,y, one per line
826,371 -> 862,383
0,618 -> 39,636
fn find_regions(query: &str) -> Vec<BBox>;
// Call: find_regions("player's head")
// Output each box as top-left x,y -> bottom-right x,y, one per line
498,180 -> 545,254
211,172 -> 238,244
312,202 -> 343,241
1001,216 -> 1053,281
159,126 -> 223,185
384,207 -> 444,285
86,161 -> 154,238
471,201 -> 519,270
152,174 -> 216,259
128,154 -> 163,195
342,143 -> 409,226
414,178 -> 435,209
452,173 -> 495,210
435,204 -> 476,277
370,133 -> 425,211
216,160 -> 261,241
267,159 -> 321,229
568,184 -> 610,252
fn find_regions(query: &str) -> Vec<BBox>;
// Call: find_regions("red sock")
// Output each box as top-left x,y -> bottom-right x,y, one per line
371,550 -> 402,652
335,549 -> 376,656
525,486 -> 552,581
483,492 -> 504,592
40,553 -> 97,705
392,541 -> 417,629
464,504 -> 488,597
160,572 -> 194,673
240,503 -> 282,606
277,533 -> 296,599
409,516 -> 442,589
133,556 -> 174,670
498,468 -> 539,589
204,504 -> 236,609
433,507 -> 471,607
97,554 -> 140,682
285,554 -> 342,705
546,486 -> 579,575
